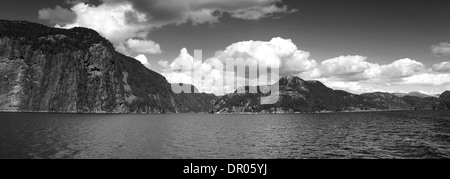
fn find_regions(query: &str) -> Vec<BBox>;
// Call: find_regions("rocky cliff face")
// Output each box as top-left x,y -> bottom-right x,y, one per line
0,20 -> 216,113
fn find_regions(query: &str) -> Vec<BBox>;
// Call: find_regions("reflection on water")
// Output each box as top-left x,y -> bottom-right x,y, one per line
0,110 -> 449,159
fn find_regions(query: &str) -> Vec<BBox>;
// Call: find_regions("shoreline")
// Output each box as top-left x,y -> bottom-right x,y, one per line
0,109 -> 446,115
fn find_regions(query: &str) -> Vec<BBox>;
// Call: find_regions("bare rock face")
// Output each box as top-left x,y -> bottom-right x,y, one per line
0,20 -> 216,113
0,35 -> 125,113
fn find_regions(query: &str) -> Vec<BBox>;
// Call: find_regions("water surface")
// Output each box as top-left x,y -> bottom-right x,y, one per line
0,110 -> 449,159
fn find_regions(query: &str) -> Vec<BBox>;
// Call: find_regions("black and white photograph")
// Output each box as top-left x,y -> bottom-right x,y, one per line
1,0 -> 450,167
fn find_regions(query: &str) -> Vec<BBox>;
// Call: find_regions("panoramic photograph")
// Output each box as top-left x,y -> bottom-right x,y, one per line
1,0 -> 450,163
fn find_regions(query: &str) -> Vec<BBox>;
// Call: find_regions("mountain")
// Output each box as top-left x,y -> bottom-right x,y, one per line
401,96 -> 439,110
436,91 -> 450,109
401,91 -> 450,110
213,76 -> 415,113
393,92 -> 434,98
214,75 -> 450,113
0,20 -> 216,113
171,84 -> 217,113
360,92 -> 413,110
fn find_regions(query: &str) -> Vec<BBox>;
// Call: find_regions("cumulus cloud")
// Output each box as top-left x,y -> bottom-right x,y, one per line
311,55 -> 374,81
53,2 -> 150,48
215,37 -> 317,75
134,54 -> 152,69
433,61 -> 450,73
379,58 -> 426,79
169,48 -> 202,72
158,60 -> 169,68
40,2 -> 159,56
431,42 -> 450,56
297,55 -> 436,94
163,48 -> 223,93
317,79 -> 377,94
161,38 -> 314,94
38,6 -> 77,25
402,73 -> 450,86
307,56 -> 425,82
125,39 -> 162,54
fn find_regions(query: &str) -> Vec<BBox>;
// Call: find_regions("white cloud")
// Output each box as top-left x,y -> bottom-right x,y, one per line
169,48 -> 202,72
379,58 -> 426,79
402,73 -> 450,86
433,61 -> 450,73
57,3 -> 151,48
318,79 -> 376,94
306,56 -> 426,82
125,39 -> 162,54
312,55 -> 374,80
158,60 -> 169,68
134,54 -> 152,69
215,37 -> 317,75
431,42 -> 450,56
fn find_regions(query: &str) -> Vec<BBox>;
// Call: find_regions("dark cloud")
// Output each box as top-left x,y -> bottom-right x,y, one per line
432,42 -> 450,56
101,0 -> 295,24
38,5 -> 77,25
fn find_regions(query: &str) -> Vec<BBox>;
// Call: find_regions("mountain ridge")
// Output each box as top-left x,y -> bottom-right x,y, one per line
392,92 -> 435,98
214,76 -> 449,113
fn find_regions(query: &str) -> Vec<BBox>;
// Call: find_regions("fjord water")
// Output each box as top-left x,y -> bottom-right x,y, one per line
0,111 -> 449,159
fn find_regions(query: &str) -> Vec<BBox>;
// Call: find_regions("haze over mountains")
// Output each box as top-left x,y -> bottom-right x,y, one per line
0,20 -> 449,113
392,92 -> 437,98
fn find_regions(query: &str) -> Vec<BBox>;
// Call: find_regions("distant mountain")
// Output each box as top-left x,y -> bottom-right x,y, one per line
393,92 -> 434,98
401,96 -> 439,110
214,76 -> 416,113
214,75 -> 450,113
361,92 -> 413,110
0,20 -> 216,113
171,84 -> 218,113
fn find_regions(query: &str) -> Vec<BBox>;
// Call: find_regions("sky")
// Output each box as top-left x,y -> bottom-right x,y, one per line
1,0 -> 450,95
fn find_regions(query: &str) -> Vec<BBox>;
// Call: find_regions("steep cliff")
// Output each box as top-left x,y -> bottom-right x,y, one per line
0,20 -> 216,113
